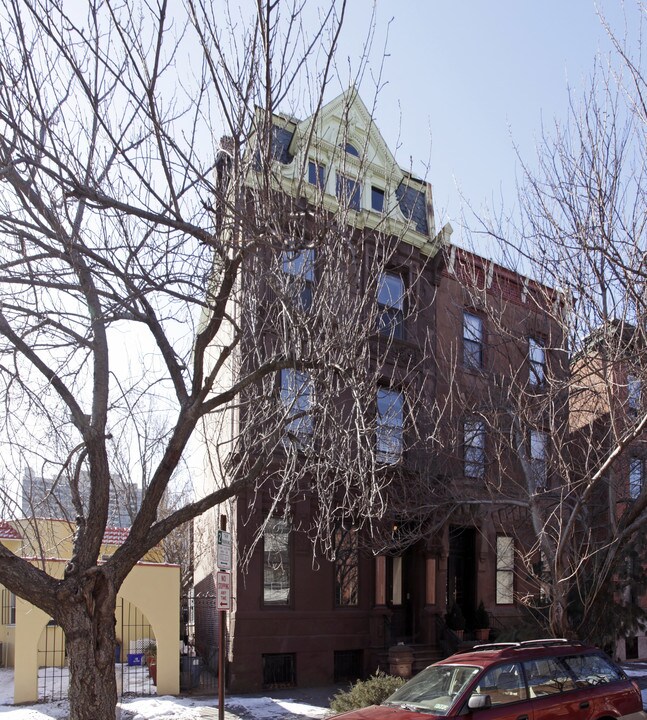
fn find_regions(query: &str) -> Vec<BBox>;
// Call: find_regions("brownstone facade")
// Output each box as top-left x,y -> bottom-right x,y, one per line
194,92 -> 564,691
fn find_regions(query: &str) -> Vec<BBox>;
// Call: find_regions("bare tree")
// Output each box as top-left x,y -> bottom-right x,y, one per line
0,1 -> 447,718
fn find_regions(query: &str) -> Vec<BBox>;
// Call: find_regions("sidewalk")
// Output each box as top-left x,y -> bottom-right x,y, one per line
197,684 -> 344,719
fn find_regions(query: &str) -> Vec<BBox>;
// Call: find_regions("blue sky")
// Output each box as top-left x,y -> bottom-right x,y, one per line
328,1 -> 641,243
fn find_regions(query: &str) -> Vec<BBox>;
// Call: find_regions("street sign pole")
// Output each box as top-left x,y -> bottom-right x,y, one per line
218,515 -> 227,720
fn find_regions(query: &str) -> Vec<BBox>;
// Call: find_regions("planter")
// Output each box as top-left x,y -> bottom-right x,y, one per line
475,628 -> 490,642
388,643 -> 414,679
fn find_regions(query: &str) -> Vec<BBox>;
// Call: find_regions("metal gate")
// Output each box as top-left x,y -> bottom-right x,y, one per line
117,597 -> 156,696
180,591 -> 220,694
37,621 -> 67,701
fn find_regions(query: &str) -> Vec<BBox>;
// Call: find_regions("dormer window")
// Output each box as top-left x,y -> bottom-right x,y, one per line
336,174 -> 361,211
344,142 -> 359,157
371,186 -> 385,212
308,161 -> 325,189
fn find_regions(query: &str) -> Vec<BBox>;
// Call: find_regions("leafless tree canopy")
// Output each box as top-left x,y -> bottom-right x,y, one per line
0,1 -> 442,717
457,6 -> 647,642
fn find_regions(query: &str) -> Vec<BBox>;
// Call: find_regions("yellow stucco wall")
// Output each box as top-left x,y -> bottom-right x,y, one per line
1,525 -> 179,703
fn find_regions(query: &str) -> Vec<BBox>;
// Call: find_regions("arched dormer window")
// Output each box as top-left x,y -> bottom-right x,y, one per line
344,142 -> 359,157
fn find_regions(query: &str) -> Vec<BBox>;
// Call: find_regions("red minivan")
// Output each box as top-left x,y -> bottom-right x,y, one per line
331,639 -> 646,720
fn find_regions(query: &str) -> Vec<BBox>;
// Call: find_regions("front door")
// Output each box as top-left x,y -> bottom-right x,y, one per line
447,526 -> 477,628
387,546 -> 424,643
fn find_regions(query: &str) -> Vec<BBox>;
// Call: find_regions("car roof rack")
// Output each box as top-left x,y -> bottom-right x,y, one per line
467,638 -> 579,653
517,639 -> 573,647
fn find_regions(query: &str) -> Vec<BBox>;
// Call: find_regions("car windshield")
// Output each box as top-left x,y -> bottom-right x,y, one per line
383,664 -> 480,715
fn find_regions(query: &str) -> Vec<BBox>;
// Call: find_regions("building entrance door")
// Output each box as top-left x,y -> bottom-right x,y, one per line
447,526 -> 477,628
387,546 -> 424,643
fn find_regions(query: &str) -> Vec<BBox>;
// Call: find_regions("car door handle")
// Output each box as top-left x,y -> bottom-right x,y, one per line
580,702 -> 589,709
516,716 -> 529,720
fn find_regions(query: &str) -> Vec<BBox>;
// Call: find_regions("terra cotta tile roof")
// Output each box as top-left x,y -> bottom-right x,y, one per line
0,520 -> 21,539
102,527 -> 129,545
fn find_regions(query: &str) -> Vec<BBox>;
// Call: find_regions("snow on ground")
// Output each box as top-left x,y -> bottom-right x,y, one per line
4,663 -> 645,719
619,663 -> 647,708
0,668 -> 332,720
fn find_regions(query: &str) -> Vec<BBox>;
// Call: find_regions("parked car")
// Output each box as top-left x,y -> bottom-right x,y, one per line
331,639 -> 646,719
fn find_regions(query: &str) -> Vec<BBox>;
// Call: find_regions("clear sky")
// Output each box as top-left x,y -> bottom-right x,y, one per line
326,1 -> 641,246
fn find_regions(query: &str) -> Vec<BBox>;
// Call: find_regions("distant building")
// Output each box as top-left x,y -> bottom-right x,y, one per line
21,468 -> 140,527
569,320 -> 647,660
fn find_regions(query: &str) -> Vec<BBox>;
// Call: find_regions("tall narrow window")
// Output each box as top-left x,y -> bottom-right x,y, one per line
308,160 -> 325,189
280,369 -> 313,447
464,417 -> 486,479
334,526 -> 358,606
263,518 -> 291,605
376,388 -> 404,464
390,556 -> 403,605
463,312 -> 483,369
529,337 -> 546,387
377,272 -> 405,339
1,589 -> 16,625
281,248 -> 314,311
530,430 -> 548,489
371,186 -> 385,212
629,457 -> 643,499
496,536 -> 514,604
336,174 -> 361,211
628,375 -> 641,413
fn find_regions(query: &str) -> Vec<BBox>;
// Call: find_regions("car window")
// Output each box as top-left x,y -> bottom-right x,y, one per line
523,657 -> 576,696
562,653 -> 623,687
384,664 -> 480,715
472,663 -> 527,706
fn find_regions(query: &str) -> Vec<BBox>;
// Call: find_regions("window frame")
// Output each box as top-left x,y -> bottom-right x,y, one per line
463,311 -> 484,370
334,526 -> 359,607
281,247 -> 315,311
530,429 -> 548,490
377,271 -> 405,340
629,456 -> 643,499
1,589 -> 16,625
495,535 -> 515,605
376,387 -> 404,464
628,374 -> 641,413
262,517 -> 292,607
528,337 -> 546,387
307,160 -> 325,189
463,417 -> 486,479
336,173 -> 361,211
280,368 -> 314,448
371,186 -> 385,212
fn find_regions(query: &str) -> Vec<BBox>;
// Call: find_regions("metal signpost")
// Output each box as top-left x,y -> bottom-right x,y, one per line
216,518 -> 232,720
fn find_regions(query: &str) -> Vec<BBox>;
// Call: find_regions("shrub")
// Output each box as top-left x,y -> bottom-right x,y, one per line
330,671 -> 405,712
475,601 -> 490,629
445,602 -> 466,631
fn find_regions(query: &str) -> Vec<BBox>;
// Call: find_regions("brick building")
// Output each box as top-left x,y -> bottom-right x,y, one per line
569,320 -> 647,659
193,90 -> 564,691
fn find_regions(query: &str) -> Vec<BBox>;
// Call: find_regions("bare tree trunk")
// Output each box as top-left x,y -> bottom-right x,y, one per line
59,573 -> 119,720
547,585 -> 571,639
